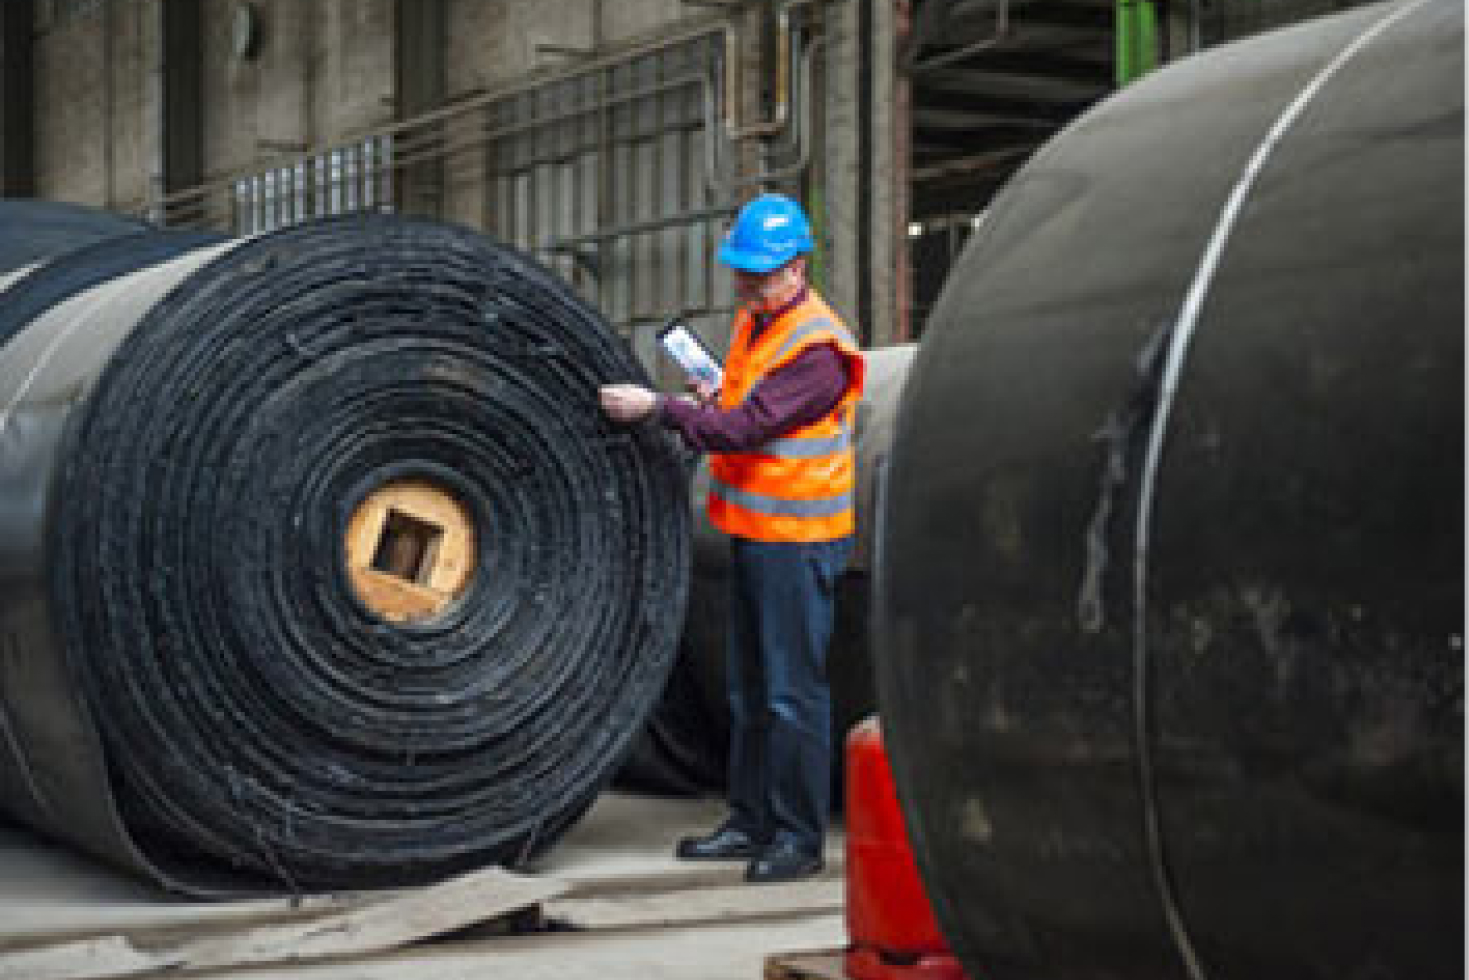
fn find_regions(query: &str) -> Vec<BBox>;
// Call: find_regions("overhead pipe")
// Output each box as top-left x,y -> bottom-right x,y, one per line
722,2 -> 793,140
705,31 -> 823,194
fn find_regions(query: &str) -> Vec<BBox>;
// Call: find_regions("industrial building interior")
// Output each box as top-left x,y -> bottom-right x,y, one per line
0,0 -> 1364,348
0,1 -> 1458,980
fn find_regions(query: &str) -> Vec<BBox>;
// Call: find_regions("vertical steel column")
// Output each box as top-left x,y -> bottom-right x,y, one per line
161,0 -> 202,225
102,0 -> 115,208
0,0 -> 35,197
396,0 -> 446,217
893,0 -> 913,342
868,0 -> 900,345
824,0 -> 863,340
1117,0 -> 1160,85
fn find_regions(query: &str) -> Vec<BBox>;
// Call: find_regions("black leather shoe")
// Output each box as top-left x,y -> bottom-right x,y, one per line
745,842 -> 824,883
675,825 -> 763,861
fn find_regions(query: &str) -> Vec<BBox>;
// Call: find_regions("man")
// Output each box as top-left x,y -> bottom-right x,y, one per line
600,193 -> 865,883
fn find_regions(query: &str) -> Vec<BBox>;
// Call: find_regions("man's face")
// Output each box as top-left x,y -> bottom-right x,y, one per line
734,258 -> 805,312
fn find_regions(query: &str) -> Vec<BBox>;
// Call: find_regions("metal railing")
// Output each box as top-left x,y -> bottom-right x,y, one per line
230,136 -> 395,235
141,7 -> 825,345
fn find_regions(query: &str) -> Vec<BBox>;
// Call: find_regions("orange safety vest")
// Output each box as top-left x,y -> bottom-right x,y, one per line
708,291 -> 865,543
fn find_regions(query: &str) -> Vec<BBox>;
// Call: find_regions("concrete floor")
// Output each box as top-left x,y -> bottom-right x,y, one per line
0,792 -> 848,980
235,915 -> 846,980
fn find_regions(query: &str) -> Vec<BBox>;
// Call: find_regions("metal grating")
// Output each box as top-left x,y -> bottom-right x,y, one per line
231,136 -> 395,235
143,10 -> 828,374
486,35 -> 738,355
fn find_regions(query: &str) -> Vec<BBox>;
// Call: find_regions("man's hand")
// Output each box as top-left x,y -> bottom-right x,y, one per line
599,383 -> 659,423
687,378 -> 720,405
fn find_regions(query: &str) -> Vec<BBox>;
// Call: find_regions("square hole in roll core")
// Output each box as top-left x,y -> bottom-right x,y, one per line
371,508 -> 444,585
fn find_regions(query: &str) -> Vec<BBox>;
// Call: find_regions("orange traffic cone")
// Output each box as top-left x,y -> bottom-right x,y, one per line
844,717 -> 970,980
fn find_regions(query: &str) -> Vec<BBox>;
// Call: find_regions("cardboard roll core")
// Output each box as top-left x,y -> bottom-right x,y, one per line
346,479 -> 477,623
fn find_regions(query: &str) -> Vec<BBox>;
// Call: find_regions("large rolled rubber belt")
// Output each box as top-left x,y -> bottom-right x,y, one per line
0,211 -> 689,894
874,2 -> 1462,979
0,199 -> 149,274
616,344 -> 915,795
0,203 -> 225,345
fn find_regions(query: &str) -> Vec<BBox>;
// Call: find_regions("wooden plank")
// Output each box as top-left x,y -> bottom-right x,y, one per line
764,948 -> 849,980
0,866 -> 564,980
348,566 -> 447,622
344,493 -> 389,574
547,877 -> 843,931
344,478 -> 476,622
376,482 -> 475,595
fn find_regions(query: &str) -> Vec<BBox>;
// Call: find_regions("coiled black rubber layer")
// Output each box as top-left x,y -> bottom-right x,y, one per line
41,216 -> 687,889
0,199 -> 147,274
0,228 -> 224,347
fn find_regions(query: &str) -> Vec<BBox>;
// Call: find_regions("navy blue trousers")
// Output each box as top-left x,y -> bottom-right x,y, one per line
724,535 -> 853,855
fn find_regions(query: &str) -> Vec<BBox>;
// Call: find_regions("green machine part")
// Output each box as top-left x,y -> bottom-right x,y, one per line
1116,0 -> 1159,85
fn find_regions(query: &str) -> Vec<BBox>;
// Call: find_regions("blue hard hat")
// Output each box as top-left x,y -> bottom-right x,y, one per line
718,194 -> 814,273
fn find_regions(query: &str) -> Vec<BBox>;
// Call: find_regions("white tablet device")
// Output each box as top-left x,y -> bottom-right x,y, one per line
657,320 -> 723,388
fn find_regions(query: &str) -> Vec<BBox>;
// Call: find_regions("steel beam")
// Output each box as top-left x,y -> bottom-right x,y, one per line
395,0 -> 447,218
0,0 -> 35,196
161,0 -> 202,221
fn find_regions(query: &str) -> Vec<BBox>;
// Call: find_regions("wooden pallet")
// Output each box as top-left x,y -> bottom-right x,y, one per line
0,867 -> 562,980
765,947 -> 848,980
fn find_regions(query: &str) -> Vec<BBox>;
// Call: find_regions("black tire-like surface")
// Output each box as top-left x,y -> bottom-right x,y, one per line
875,3 -> 1461,980
0,199 -> 148,274
0,228 -> 225,347
0,213 -> 688,892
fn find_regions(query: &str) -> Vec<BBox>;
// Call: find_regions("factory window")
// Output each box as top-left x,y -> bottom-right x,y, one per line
233,136 -> 394,235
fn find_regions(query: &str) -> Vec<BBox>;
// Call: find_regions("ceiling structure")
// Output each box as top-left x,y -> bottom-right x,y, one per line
903,0 -> 1115,220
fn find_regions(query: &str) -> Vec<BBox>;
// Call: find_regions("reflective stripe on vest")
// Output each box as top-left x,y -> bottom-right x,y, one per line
759,424 -> 853,459
768,317 -> 840,364
709,477 -> 855,518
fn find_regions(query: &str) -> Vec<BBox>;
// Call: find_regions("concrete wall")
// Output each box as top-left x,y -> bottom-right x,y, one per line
196,0 -> 393,180
314,0 -> 395,144
32,0 -> 394,211
600,0 -> 689,47
34,1 -> 153,211
439,0 -> 556,225
107,3 -> 153,212
33,3 -> 107,205
22,0 -> 880,349
437,0 -> 696,234
26,0 -> 745,210
21,0 -> 1357,350
443,0 -> 684,98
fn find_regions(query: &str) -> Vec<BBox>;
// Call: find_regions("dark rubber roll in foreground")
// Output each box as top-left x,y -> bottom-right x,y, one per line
874,3 -> 1461,980
0,209 -> 688,893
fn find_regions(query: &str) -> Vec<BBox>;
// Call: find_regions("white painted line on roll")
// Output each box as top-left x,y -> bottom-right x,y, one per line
1129,4 -> 1435,980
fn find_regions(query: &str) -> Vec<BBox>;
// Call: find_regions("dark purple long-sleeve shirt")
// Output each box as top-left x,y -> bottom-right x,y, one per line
656,291 -> 851,452
658,344 -> 849,452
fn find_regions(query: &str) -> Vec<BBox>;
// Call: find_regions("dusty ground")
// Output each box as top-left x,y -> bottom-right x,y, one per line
0,792 -> 848,980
